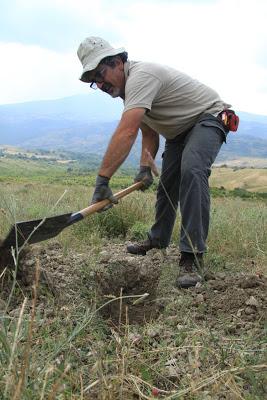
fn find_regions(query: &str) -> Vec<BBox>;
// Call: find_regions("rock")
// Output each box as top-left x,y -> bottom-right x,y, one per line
246,314 -> 256,321
225,324 -> 237,334
176,348 -> 187,355
154,299 -> 165,311
195,294 -> 205,304
99,251 -> 110,263
166,315 -> 177,323
245,296 -> 259,307
217,273 -> 226,280
128,333 -> 142,345
239,276 -> 261,289
165,365 -> 179,379
209,280 -> 226,291
150,249 -> 166,258
24,258 -> 36,267
204,271 -> 216,281
244,306 -> 256,315
124,256 -> 139,267
236,309 -> 243,317
163,330 -> 173,341
147,327 -> 161,338
165,358 -> 177,366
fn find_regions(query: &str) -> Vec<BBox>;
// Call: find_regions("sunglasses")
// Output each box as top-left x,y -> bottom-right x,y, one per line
89,66 -> 107,90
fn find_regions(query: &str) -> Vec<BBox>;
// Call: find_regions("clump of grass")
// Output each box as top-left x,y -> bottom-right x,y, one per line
207,197 -> 267,270
127,221 -> 150,240
70,191 -> 154,243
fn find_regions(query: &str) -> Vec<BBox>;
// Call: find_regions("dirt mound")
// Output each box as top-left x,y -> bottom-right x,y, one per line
1,242 -> 266,330
1,241 -> 165,324
0,242 -> 93,310
190,273 -> 267,329
94,244 -> 164,324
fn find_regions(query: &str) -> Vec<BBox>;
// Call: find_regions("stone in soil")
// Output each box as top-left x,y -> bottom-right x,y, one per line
191,273 -> 266,326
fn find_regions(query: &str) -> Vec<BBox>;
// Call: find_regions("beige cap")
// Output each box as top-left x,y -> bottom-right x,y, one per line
77,36 -> 126,82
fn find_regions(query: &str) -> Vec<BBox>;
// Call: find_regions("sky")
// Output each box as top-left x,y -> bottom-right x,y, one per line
0,0 -> 267,115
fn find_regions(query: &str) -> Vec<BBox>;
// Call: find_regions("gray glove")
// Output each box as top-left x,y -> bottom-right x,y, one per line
134,166 -> 153,190
91,175 -> 118,212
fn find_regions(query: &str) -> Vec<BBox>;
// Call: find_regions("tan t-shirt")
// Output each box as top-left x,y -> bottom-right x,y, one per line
123,61 -> 231,139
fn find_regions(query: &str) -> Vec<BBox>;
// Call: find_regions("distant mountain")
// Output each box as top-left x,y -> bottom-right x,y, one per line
236,112 -> 267,140
0,93 -> 123,145
0,95 -> 267,165
237,111 -> 267,124
217,135 -> 267,161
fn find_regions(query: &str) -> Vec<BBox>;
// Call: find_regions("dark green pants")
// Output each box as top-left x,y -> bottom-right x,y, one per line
149,114 -> 228,253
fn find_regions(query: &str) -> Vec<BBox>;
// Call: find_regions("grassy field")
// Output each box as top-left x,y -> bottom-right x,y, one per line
1,155 -> 267,192
210,167 -> 267,193
0,167 -> 266,399
215,157 -> 267,169
0,157 -> 68,178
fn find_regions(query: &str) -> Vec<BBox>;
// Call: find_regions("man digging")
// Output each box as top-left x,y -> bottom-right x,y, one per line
77,36 -> 238,288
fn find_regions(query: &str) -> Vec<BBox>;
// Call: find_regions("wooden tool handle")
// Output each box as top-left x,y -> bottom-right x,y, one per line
79,181 -> 143,217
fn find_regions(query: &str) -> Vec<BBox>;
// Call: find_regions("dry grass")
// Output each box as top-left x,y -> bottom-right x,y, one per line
210,167 -> 267,192
0,179 -> 266,399
1,253 -> 266,399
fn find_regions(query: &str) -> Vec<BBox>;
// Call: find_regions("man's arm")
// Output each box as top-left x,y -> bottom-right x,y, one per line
140,122 -> 159,165
99,108 -> 146,178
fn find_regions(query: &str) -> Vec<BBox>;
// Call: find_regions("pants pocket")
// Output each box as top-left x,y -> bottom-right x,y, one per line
200,120 -> 229,143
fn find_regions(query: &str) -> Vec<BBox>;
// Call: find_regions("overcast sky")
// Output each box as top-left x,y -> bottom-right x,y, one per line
0,0 -> 267,114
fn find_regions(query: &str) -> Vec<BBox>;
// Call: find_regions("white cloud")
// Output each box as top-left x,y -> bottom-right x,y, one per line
0,0 -> 267,114
0,42 -> 87,104
115,0 -> 267,114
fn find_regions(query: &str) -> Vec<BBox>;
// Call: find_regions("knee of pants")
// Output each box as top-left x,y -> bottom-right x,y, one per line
181,163 -> 211,181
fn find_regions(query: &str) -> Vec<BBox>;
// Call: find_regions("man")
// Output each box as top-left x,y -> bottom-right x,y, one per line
77,36 -> 234,288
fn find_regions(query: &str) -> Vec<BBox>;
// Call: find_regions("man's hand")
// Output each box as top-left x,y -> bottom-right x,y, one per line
91,175 -> 118,211
134,166 -> 153,190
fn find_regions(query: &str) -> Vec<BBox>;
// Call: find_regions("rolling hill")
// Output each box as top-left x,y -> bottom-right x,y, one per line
0,94 -> 267,166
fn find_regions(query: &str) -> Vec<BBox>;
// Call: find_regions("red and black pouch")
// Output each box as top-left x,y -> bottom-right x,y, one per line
219,109 -> 239,132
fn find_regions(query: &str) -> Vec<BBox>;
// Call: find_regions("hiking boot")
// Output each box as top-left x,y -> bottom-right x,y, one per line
176,252 -> 203,288
126,238 -> 163,255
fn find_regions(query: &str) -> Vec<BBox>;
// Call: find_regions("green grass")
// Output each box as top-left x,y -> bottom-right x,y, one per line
0,179 -> 266,264
1,155 -> 267,191
0,156 -> 68,177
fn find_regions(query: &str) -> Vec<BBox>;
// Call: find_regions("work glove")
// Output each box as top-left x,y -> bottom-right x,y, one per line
134,166 -> 153,191
91,175 -> 118,212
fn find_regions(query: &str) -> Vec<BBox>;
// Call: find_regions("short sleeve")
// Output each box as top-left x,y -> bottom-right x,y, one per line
124,72 -> 163,113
